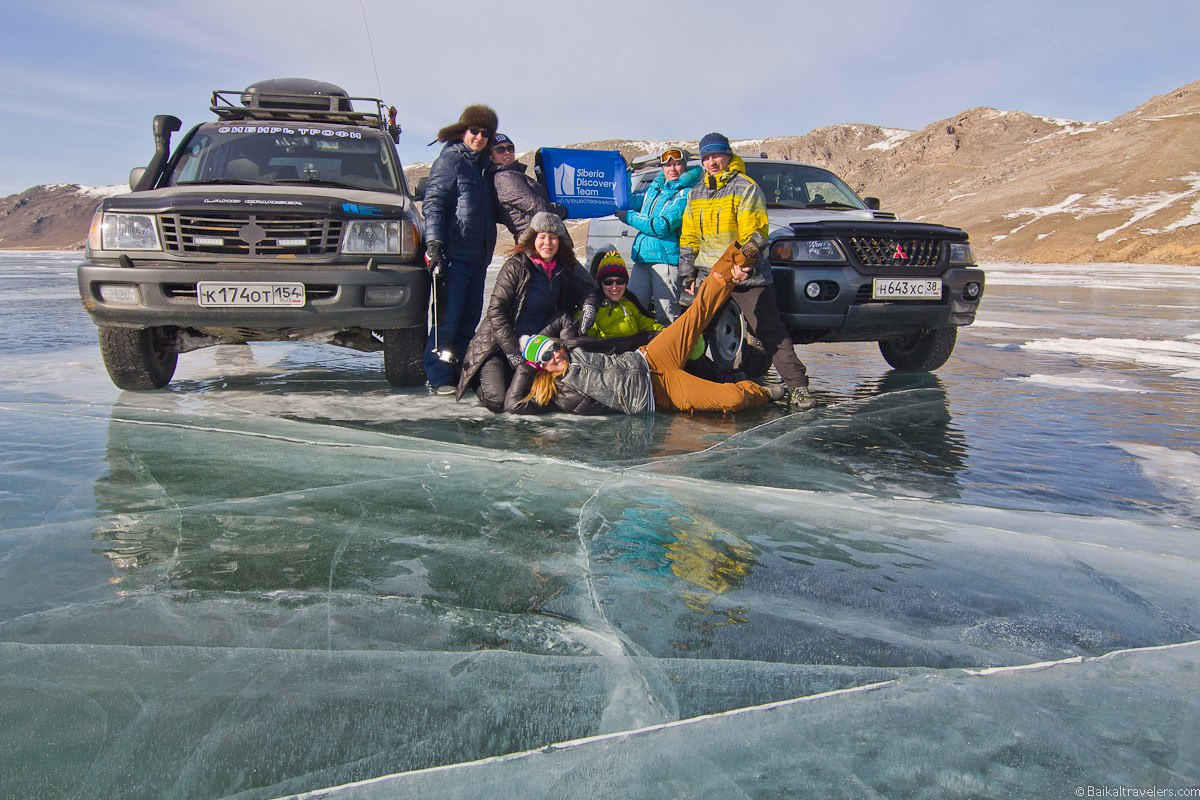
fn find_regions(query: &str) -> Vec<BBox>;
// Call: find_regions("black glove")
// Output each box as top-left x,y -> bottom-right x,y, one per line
548,202 -> 568,220
425,241 -> 446,279
613,209 -> 628,224
506,350 -> 525,369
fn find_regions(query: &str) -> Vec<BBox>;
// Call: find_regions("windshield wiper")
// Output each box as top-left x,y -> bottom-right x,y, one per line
805,202 -> 858,210
177,178 -> 264,186
272,178 -> 364,190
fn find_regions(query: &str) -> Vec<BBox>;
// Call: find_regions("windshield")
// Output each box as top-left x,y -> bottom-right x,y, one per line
743,163 -> 866,210
166,124 -> 403,192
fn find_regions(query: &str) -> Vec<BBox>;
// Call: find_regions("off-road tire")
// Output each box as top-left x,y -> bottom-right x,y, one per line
98,326 -> 178,390
879,327 -> 957,371
706,301 -> 770,379
383,327 -> 425,386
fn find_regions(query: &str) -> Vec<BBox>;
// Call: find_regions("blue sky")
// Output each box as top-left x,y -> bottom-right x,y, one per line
1,0 -> 1198,196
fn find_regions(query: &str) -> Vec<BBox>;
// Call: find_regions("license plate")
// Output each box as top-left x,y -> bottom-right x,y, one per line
197,282 -> 306,307
872,278 -> 942,300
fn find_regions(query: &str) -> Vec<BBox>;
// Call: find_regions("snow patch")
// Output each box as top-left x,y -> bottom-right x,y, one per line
866,128 -> 915,151
77,184 -> 128,199
1007,374 -> 1146,393
996,176 -> 1200,242
1113,442 -> 1200,517
1020,336 -> 1200,377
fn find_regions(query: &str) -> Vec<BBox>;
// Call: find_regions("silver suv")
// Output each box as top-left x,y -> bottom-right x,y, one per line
78,79 -> 428,390
586,155 -> 984,374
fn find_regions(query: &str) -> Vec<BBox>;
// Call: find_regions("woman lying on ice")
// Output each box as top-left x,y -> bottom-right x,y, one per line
507,241 -> 791,415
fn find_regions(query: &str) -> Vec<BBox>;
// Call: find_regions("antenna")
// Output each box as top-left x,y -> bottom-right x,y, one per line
358,0 -> 384,101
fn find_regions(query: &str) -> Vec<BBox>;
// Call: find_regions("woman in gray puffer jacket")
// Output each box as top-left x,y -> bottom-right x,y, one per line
507,243 -> 779,416
489,133 -> 567,242
455,212 -> 599,412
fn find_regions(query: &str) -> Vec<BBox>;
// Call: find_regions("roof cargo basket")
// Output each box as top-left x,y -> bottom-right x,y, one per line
209,78 -> 401,141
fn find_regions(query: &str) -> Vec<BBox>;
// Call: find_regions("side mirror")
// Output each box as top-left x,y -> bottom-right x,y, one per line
413,176 -> 428,201
864,197 -> 881,211
129,167 -> 146,191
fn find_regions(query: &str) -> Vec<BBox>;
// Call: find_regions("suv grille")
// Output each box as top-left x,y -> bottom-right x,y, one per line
161,213 -> 343,256
848,237 -> 941,267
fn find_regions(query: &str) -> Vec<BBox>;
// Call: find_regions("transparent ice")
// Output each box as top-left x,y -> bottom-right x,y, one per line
1,254 -> 1197,798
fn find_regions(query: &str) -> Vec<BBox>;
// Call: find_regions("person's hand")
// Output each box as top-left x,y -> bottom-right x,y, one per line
614,210 -> 629,224
681,277 -> 695,295
506,350 -> 525,369
730,263 -> 751,283
548,202 -> 568,220
425,241 -> 446,280
578,306 -> 596,336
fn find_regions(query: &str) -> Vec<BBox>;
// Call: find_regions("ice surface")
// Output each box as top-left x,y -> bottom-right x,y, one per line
1,253 -> 1198,798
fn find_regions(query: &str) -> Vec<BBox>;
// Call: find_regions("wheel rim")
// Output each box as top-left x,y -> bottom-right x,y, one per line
710,303 -> 742,363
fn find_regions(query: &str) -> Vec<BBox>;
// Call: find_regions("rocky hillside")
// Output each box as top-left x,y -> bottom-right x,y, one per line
5,80 -> 1199,264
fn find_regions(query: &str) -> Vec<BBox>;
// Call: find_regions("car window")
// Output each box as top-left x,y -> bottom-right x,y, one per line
167,125 -> 401,191
744,163 -> 865,210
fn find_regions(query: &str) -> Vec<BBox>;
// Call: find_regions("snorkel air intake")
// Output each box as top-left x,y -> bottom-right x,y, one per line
132,114 -> 182,192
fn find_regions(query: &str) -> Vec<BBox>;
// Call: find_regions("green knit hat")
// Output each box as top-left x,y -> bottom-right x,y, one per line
520,334 -> 561,368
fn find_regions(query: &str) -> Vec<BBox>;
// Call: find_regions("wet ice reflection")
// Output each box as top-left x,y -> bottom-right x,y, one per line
1,254 -> 1198,798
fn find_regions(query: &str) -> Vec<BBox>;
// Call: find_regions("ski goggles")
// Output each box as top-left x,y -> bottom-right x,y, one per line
660,149 -> 686,165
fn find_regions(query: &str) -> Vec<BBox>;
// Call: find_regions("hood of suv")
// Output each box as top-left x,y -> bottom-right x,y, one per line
766,207 -> 886,234
105,183 -> 415,217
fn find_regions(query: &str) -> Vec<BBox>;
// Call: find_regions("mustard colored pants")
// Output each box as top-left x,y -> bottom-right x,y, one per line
642,245 -> 771,413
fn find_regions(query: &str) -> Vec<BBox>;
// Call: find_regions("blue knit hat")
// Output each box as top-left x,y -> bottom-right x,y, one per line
698,132 -> 733,155
492,132 -> 513,148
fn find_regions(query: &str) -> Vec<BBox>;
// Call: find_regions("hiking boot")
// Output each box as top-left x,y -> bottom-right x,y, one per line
788,386 -> 817,411
431,384 -> 456,396
764,383 -> 788,402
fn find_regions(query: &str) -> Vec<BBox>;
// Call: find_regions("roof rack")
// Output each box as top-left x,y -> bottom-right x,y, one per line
210,88 -> 392,132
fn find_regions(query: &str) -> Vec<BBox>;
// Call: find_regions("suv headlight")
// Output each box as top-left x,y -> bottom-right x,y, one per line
343,219 -> 420,258
948,242 -> 975,265
89,212 -> 162,251
769,238 -> 845,263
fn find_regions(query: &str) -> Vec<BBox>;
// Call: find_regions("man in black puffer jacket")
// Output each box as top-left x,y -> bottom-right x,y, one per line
422,104 -> 500,393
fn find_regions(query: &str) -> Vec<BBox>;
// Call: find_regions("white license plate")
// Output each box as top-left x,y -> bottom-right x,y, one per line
872,278 -> 942,300
197,282 -> 306,307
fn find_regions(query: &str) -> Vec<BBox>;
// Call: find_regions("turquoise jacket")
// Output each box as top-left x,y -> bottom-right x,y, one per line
627,166 -> 702,266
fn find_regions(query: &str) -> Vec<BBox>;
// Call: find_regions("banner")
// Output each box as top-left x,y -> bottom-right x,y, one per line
536,148 -> 629,219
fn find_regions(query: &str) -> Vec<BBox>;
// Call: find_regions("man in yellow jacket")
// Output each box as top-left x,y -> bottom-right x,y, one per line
678,132 -> 816,410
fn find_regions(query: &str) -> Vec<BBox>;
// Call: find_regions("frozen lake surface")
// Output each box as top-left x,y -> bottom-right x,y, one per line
1,252 -> 1198,798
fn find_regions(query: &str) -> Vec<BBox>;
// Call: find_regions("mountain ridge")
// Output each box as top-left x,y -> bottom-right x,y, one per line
4,79 -> 1198,264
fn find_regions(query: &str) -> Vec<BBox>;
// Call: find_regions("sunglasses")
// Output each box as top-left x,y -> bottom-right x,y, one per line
467,126 -> 491,137
493,145 -> 515,154
538,341 -> 563,362
660,149 -> 685,165
601,277 -> 627,286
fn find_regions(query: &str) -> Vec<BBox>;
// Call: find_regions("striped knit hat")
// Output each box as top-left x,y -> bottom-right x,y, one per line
595,251 -> 628,282
519,334 -> 560,369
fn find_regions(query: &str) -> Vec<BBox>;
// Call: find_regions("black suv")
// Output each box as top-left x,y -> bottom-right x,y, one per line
586,155 -> 985,374
78,78 -> 428,390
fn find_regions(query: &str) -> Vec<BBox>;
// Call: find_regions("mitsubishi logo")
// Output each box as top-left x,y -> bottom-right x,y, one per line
892,243 -> 909,260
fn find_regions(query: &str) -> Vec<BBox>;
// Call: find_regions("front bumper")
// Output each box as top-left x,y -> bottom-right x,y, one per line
771,264 -> 985,342
78,257 -> 430,332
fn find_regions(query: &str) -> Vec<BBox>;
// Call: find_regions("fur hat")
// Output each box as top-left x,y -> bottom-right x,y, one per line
595,252 -> 628,283
517,211 -> 569,251
519,334 -> 561,369
436,104 -> 499,144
